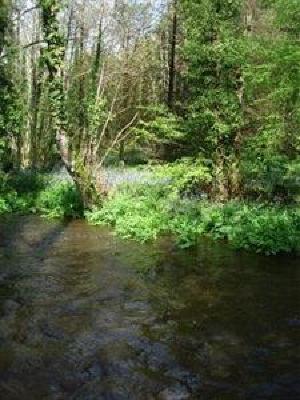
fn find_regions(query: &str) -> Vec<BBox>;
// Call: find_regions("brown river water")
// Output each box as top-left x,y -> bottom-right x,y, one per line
0,216 -> 299,400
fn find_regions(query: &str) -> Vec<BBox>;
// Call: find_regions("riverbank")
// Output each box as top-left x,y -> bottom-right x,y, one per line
1,170 -> 299,256
0,172 -> 83,219
86,183 -> 300,256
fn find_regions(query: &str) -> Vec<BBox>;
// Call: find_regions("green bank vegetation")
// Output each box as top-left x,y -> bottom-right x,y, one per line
86,162 -> 299,255
0,172 -> 83,218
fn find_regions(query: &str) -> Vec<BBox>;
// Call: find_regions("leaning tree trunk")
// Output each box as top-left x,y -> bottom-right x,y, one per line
38,0 -> 99,208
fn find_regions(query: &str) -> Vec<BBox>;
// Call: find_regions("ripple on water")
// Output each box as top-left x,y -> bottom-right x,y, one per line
0,215 -> 299,400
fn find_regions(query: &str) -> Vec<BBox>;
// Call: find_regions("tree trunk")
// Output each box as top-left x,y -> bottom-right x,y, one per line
78,19 -> 85,152
30,10 -> 42,169
119,141 -> 125,165
38,0 -> 99,208
214,144 -> 229,202
243,0 -> 257,36
92,17 -> 103,87
167,0 -> 177,110
0,1 -> 9,55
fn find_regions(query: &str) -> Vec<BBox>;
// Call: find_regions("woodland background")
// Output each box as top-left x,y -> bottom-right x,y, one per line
0,0 -> 299,253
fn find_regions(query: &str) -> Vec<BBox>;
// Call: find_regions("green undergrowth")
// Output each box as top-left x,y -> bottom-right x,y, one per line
0,172 -> 83,218
1,169 -> 299,255
86,184 -> 300,255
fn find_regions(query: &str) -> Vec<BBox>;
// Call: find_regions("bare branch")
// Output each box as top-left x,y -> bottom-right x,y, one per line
94,79 -> 122,156
21,6 -> 40,17
23,40 -> 46,49
99,113 -> 139,168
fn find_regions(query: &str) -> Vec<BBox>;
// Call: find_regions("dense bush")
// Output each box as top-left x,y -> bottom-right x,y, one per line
6,172 -> 48,194
240,133 -> 300,202
36,181 -> 83,218
86,185 -> 168,242
152,157 -> 212,196
87,184 -> 299,255
0,172 -> 83,218
0,171 -> 39,214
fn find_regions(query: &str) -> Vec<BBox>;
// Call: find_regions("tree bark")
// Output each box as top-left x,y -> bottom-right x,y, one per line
167,0 -> 177,110
92,17 -> 103,87
30,10 -> 42,169
38,0 -> 98,207
78,18 -> 85,152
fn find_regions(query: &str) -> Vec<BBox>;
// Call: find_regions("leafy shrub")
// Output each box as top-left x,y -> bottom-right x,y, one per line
0,197 -> 11,214
240,130 -> 300,202
153,157 -> 212,196
36,181 -> 83,218
6,172 -> 48,194
133,104 -> 185,144
0,171 -> 47,214
86,185 -> 168,242
0,192 -> 35,214
87,183 -> 300,255
0,172 -> 83,219
223,205 -> 300,254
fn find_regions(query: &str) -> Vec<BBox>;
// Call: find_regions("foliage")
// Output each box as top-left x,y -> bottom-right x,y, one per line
86,185 -> 168,242
5,172 -> 48,194
216,203 -> 300,255
36,181 -> 83,218
182,0 -> 244,152
1,0 -> 300,258
180,0 -> 300,200
152,157 -> 212,196
87,180 -> 299,255
133,105 -> 185,144
241,146 -> 300,202
0,172 -> 44,213
0,172 -> 83,218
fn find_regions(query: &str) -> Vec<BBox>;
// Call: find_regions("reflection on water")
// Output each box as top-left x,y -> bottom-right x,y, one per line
0,216 -> 299,400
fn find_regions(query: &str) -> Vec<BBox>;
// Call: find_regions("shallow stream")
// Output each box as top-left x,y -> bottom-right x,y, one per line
0,216 -> 299,399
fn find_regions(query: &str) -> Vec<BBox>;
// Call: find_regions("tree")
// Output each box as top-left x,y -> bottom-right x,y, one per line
182,0 -> 244,199
0,0 -> 12,169
167,0 -> 177,110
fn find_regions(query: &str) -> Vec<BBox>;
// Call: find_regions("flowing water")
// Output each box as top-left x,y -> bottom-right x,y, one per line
0,216 -> 299,400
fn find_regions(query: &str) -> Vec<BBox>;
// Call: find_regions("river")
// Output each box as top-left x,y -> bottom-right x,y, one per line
0,216 -> 299,399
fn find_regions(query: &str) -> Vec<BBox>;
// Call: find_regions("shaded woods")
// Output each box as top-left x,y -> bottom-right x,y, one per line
0,0 -> 299,254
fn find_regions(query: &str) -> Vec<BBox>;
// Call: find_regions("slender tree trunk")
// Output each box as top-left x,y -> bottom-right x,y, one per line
214,144 -> 229,201
78,19 -> 85,152
229,0 -> 257,197
119,141 -> 125,165
14,8 -> 22,170
30,10 -> 42,169
64,4 -> 74,91
92,17 -> 103,87
0,1 -> 9,55
244,0 -> 257,36
167,0 -> 177,110
30,56 -> 38,168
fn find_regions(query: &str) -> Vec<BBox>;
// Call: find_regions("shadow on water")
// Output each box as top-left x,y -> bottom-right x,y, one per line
0,215 -> 69,290
0,216 -> 299,400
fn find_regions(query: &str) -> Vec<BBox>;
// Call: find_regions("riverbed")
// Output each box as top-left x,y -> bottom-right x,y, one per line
0,216 -> 299,399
